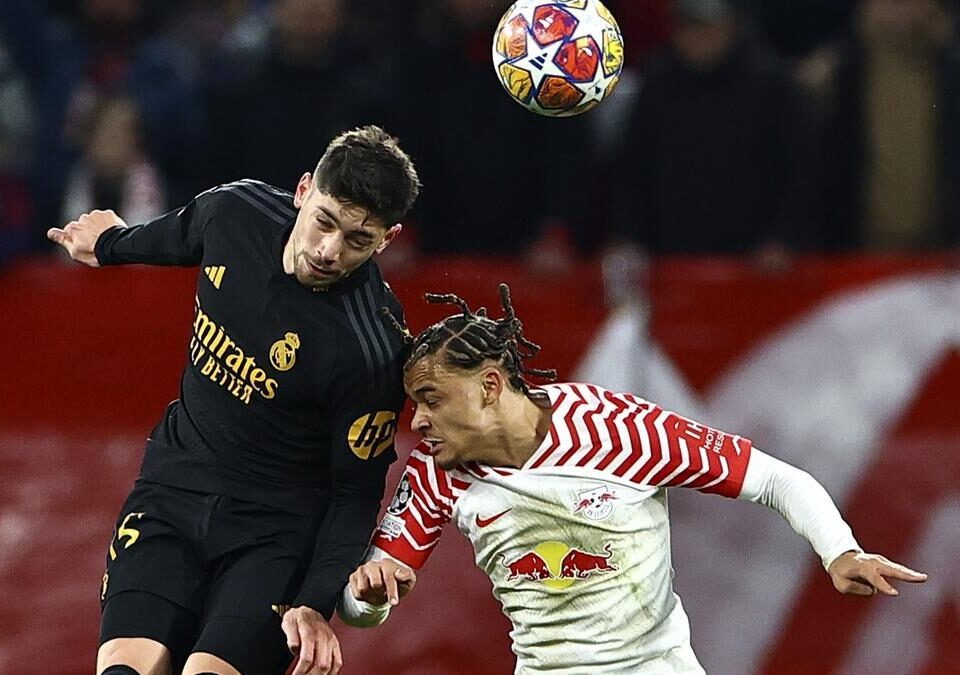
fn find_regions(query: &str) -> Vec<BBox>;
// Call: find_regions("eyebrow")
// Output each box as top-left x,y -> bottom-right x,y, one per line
412,385 -> 437,398
347,231 -> 375,243
317,206 -> 341,225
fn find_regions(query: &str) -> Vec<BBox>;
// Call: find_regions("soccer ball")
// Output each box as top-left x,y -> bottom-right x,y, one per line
492,0 -> 625,117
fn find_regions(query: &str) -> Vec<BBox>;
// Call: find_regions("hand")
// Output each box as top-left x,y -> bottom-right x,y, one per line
349,559 -> 417,607
828,551 -> 927,596
281,606 -> 342,675
47,209 -> 127,267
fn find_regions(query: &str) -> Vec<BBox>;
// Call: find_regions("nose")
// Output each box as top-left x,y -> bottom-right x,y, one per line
411,406 -> 429,434
318,232 -> 343,264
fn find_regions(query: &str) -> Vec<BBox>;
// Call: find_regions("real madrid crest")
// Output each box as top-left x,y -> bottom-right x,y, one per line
270,332 -> 300,371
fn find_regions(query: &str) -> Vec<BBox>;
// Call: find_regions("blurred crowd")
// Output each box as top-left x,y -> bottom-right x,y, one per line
1,0 -> 958,272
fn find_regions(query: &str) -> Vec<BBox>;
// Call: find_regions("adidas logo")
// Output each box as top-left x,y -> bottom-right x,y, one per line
204,266 -> 226,289
271,604 -> 292,617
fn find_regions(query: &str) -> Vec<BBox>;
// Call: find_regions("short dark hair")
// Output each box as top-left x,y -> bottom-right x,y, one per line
313,125 -> 421,226
391,284 -> 557,396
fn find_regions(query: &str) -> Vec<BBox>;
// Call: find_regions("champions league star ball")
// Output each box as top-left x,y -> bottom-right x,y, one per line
492,0 -> 625,117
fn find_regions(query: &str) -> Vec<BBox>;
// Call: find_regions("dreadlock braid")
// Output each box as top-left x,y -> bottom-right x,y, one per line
405,283 -> 557,395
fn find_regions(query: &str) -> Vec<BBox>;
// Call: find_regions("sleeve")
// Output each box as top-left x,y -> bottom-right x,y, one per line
615,396 -> 753,498
93,187 -> 218,266
335,546 -> 406,628
369,444 -> 454,569
738,448 -> 861,570
292,353 -> 406,617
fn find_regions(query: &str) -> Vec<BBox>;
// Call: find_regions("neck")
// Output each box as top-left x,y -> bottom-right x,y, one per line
282,235 -> 295,274
484,390 -> 552,469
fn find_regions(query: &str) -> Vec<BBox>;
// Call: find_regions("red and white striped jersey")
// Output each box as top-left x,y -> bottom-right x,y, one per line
372,383 -> 754,673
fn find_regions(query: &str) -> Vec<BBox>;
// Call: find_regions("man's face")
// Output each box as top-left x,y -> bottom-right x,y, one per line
405,355 -> 493,470
288,173 -> 399,291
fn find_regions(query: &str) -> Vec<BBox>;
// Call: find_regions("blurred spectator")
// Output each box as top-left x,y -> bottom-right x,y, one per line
745,0 -> 858,59
163,0 -> 271,88
606,0 -> 673,68
60,95 -> 166,228
0,0 -> 47,87
34,0 -> 201,243
202,0 -> 394,189
804,0 -> 960,251
390,0 -> 591,270
0,38 -> 35,265
607,0 -> 817,261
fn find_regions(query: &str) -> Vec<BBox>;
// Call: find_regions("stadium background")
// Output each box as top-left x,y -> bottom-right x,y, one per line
1,1 -> 957,673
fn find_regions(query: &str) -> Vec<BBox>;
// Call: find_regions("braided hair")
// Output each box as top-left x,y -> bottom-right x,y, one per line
383,283 -> 557,396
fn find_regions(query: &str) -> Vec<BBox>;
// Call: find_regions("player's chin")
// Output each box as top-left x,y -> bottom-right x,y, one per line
297,269 -> 341,290
434,450 -> 458,471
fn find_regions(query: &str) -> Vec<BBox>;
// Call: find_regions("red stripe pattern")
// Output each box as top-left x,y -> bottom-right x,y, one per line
525,384 -> 752,495
373,384 -> 752,568
372,445 -> 471,568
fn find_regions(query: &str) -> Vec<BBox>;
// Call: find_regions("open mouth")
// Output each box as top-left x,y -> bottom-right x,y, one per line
422,438 -> 444,456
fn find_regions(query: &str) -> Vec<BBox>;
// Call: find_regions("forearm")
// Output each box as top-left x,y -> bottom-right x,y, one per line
739,448 -> 861,570
95,205 -> 205,266
294,498 -> 382,618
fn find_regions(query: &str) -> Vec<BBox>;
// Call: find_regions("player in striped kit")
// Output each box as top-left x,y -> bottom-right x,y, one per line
338,284 -> 927,673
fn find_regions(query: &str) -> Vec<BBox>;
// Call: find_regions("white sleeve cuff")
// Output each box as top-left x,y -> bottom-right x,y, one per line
334,546 -> 409,628
739,448 -> 861,570
336,585 -> 391,628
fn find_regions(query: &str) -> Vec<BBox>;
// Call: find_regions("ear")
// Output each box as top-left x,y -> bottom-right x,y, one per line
480,367 -> 505,406
293,172 -> 313,208
375,224 -> 403,254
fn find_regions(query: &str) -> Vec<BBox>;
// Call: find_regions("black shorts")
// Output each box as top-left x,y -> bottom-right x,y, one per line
99,480 -> 323,674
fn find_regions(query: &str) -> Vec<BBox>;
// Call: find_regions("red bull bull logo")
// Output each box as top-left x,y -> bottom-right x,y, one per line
559,543 -> 617,579
500,541 -> 618,589
502,551 -> 552,581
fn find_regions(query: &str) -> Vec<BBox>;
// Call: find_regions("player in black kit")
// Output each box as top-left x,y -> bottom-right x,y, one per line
47,126 -> 421,675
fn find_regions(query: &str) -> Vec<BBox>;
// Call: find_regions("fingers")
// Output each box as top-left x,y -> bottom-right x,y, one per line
863,570 -> 899,596
350,562 -> 390,604
348,569 -> 366,600
832,553 -> 929,597
837,578 -> 877,596
353,565 -> 382,603
291,634 -> 315,675
384,565 -> 400,606
290,648 -> 314,675
298,624 -> 341,675
395,566 -> 416,598
876,559 -> 928,583
291,619 -> 322,675
283,613 -> 301,656
331,640 -> 343,675
282,607 -> 343,675
46,227 -> 68,245
350,561 -> 416,605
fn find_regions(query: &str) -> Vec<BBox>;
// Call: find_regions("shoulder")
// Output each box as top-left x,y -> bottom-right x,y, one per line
200,179 -> 296,227
334,269 -> 411,370
403,444 -> 473,504
541,382 -> 648,410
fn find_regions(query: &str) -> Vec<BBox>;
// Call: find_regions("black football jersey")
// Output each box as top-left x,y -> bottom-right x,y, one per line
95,179 -> 409,613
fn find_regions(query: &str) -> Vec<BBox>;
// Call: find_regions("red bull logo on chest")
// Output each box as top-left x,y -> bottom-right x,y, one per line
573,484 -> 618,521
500,541 -> 618,589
